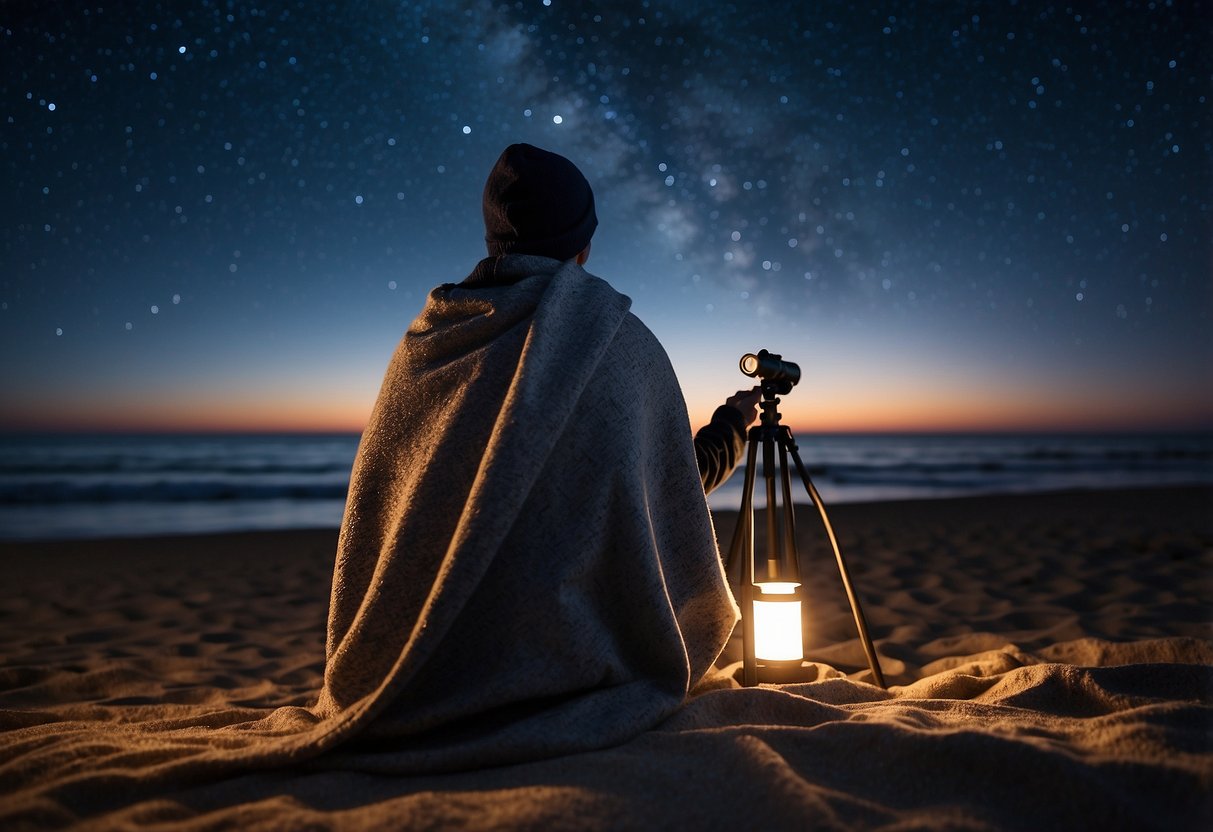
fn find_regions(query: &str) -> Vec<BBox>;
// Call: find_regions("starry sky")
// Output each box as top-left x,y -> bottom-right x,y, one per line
2,1 -> 1210,433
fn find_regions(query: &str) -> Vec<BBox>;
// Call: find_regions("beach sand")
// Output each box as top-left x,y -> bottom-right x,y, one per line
1,487 -> 1210,829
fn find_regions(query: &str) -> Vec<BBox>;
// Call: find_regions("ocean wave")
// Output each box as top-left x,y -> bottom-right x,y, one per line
0,460 -> 352,476
3,432 -> 1209,539
0,480 -> 350,505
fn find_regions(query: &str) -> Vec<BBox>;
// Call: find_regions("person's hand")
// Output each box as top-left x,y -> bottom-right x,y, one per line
724,386 -> 762,427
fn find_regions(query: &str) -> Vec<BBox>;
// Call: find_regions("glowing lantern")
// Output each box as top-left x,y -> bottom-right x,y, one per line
752,588 -> 803,662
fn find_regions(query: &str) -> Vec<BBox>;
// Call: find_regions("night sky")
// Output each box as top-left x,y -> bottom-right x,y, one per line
2,1 -> 1210,433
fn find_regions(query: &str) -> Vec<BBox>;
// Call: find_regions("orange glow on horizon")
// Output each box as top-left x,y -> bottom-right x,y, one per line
683,379 -> 1213,435
5,395 -> 1207,435
4,389 -> 1209,434
2,372 -> 1209,435
0,390 -> 375,434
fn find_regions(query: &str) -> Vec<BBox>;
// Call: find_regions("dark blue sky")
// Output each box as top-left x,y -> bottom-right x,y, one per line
2,1 -> 1210,431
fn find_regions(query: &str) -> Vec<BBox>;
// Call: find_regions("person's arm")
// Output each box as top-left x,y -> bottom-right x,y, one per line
694,388 -> 760,494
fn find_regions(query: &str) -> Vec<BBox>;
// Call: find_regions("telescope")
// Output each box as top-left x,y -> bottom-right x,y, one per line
739,349 -> 800,393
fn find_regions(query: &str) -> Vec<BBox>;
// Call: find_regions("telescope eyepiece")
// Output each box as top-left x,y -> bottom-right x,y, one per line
739,349 -> 801,386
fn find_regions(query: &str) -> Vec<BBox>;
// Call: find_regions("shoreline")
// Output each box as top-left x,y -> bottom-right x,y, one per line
4,430 -> 1210,543
3,482 -> 1210,551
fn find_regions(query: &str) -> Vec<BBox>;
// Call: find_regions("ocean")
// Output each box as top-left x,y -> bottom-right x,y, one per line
0,432 -> 1210,541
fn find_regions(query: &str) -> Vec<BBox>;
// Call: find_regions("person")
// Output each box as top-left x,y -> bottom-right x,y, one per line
313,143 -> 759,772
465,143 -> 760,492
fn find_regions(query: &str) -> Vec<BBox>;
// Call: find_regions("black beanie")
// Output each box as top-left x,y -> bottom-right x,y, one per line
482,143 -> 598,261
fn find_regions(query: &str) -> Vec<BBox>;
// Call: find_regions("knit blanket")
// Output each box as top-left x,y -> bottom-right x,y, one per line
311,254 -> 739,769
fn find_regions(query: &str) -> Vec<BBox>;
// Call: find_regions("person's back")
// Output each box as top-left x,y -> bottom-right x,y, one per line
313,144 -> 744,771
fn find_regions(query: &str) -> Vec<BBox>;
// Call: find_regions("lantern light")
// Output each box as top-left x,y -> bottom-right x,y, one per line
752,593 -> 804,662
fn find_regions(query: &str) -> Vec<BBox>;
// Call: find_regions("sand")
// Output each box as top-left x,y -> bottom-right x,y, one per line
1,486 -> 1210,829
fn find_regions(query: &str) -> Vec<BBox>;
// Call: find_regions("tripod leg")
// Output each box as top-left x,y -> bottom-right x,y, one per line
724,430 -> 760,687
739,509 -> 757,688
785,436 -> 887,689
776,440 -> 799,581
724,433 -> 760,577
762,429 -> 781,581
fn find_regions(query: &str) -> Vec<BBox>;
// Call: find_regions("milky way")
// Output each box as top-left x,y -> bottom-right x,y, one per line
2,1 -> 1209,430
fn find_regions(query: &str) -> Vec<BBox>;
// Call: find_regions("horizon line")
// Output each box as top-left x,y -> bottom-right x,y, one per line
2,424 -> 1210,437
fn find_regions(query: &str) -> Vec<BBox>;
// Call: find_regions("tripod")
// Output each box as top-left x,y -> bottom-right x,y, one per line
725,380 -> 886,688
